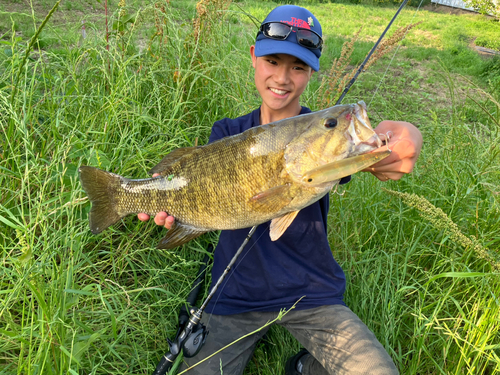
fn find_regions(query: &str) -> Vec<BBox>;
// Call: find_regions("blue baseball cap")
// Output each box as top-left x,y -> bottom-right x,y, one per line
255,5 -> 322,71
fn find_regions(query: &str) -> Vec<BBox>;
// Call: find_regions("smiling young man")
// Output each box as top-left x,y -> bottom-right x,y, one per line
251,51 -> 313,124
140,5 -> 422,374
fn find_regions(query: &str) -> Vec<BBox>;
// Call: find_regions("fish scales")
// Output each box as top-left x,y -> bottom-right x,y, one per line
116,121 -> 304,228
79,102 -> 384,249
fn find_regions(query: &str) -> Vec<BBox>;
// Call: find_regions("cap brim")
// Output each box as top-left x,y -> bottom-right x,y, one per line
254,39 -> 320,71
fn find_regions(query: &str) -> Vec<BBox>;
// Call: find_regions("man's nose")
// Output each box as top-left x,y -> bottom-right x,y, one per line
274,66 -> 290,84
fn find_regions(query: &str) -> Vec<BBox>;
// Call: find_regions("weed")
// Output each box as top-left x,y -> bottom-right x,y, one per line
1,1 -> 499,374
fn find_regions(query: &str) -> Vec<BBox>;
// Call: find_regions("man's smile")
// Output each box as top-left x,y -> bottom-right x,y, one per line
269,87 -> 289,96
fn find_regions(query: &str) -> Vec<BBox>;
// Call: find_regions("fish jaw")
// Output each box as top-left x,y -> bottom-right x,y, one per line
301,149 -> 391,186
345,101 -> 382,154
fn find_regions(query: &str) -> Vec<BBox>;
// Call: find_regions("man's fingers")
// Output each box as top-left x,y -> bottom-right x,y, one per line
372,171 -> 404,181
164,215 -> 175,230
138,213 -> 150,221
366,159 -> 415,174
154,212 -> 168,226
368,121 -> 422,181
154,211 -> 175,229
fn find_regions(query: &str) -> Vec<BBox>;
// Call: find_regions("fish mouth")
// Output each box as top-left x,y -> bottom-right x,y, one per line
360,134 -> 383,149
346,102 -> 382,152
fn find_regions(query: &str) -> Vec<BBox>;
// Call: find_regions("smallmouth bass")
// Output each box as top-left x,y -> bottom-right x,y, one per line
79,101 -> 389,249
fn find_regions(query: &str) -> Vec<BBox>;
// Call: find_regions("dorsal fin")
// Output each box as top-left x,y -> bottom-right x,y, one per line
148,147 -> 200,175
270,211 -> 300,241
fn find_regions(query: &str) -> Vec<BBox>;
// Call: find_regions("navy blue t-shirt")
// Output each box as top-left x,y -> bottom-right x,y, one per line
205,107 -> 349,315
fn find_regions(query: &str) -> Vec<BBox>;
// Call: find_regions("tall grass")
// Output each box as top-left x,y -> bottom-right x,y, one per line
1,1 -> 499,374
327,65 -> 500,373
1,2 -> 254,373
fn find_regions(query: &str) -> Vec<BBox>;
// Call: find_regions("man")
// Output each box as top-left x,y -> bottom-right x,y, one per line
139,5 -> 422,374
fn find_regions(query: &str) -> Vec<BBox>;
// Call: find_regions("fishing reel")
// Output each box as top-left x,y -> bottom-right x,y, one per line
170,307 -> 208,358
153,307 -> 209,375
180,324 -> 208,358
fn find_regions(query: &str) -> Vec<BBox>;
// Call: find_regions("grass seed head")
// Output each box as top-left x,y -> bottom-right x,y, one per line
119,0 -> 127,18
191,0 -> 231,45
364,21 -> 423,72
316,23 -> 422,109
383,188 -> 500,271
317,27 -> 362,108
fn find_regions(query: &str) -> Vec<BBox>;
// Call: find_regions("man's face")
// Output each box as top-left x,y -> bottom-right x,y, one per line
250,46 -> 314,118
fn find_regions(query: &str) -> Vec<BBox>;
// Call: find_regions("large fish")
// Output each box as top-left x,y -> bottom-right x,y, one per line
79,101 -> 389,249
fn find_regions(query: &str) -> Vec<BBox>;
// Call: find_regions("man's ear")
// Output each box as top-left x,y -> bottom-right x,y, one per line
250,45 -> 257,68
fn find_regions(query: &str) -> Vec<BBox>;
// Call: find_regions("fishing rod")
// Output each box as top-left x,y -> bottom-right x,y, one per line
152,2 -> 411,373
153,227 -> 257,375
336,0 -> 410,105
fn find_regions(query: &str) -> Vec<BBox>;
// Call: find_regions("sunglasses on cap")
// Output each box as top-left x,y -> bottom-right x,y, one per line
257,22 -> 323,51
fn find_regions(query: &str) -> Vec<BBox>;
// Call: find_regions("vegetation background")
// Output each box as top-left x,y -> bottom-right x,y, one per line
0,0 -> 499,374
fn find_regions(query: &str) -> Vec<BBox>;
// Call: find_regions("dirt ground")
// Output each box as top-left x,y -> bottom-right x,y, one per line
0,0 -> 106,36
423,2 -> 497,19
423,3 -> 499,56
423,3 -> 478,15
0,0 -> 103,19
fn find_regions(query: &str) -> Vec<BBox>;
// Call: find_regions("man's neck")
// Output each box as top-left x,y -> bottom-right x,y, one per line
259,103 -> 302,125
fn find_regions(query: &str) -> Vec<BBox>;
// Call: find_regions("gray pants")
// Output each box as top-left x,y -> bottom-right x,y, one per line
180,305 -> 398,375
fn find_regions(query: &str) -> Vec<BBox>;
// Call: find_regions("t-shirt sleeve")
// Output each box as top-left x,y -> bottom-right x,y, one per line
208,119 -> 230,144
339,176 -> 351,184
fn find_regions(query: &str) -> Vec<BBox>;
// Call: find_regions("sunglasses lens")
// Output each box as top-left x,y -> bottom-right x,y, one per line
259,22 -> 322,50
297,30 -> 321,49
262,22 -> 291,40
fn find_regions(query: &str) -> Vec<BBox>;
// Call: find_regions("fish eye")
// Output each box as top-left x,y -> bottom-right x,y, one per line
324,118 -> 338,128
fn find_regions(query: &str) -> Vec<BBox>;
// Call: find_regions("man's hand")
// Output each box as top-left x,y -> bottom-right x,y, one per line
137,173 -> 175,229
364,120 -> 423,181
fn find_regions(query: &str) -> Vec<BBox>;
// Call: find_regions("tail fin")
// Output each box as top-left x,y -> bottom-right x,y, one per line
79,166 -> 126,234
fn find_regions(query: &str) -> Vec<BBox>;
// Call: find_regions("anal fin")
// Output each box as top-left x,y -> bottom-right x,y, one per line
156,223 -> 207,249
270,210 -> 300,241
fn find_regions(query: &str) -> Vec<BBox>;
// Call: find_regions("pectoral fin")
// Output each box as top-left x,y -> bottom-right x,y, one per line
302,150 -> 391,186
248,184 -> 294,213
270,211 -> 300,241
156,223 -> 207,249
149,147 -> 201,175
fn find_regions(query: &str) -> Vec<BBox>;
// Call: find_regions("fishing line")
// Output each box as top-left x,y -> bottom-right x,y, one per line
367,0 -> 425,108
383,131 -> 394,151
335,0 -> 411,105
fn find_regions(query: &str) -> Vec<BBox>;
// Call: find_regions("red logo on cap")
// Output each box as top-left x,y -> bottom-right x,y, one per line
281,17 -> 311,30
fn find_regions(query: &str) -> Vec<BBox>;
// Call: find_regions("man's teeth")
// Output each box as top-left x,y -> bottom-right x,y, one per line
270,88 -> 287,95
